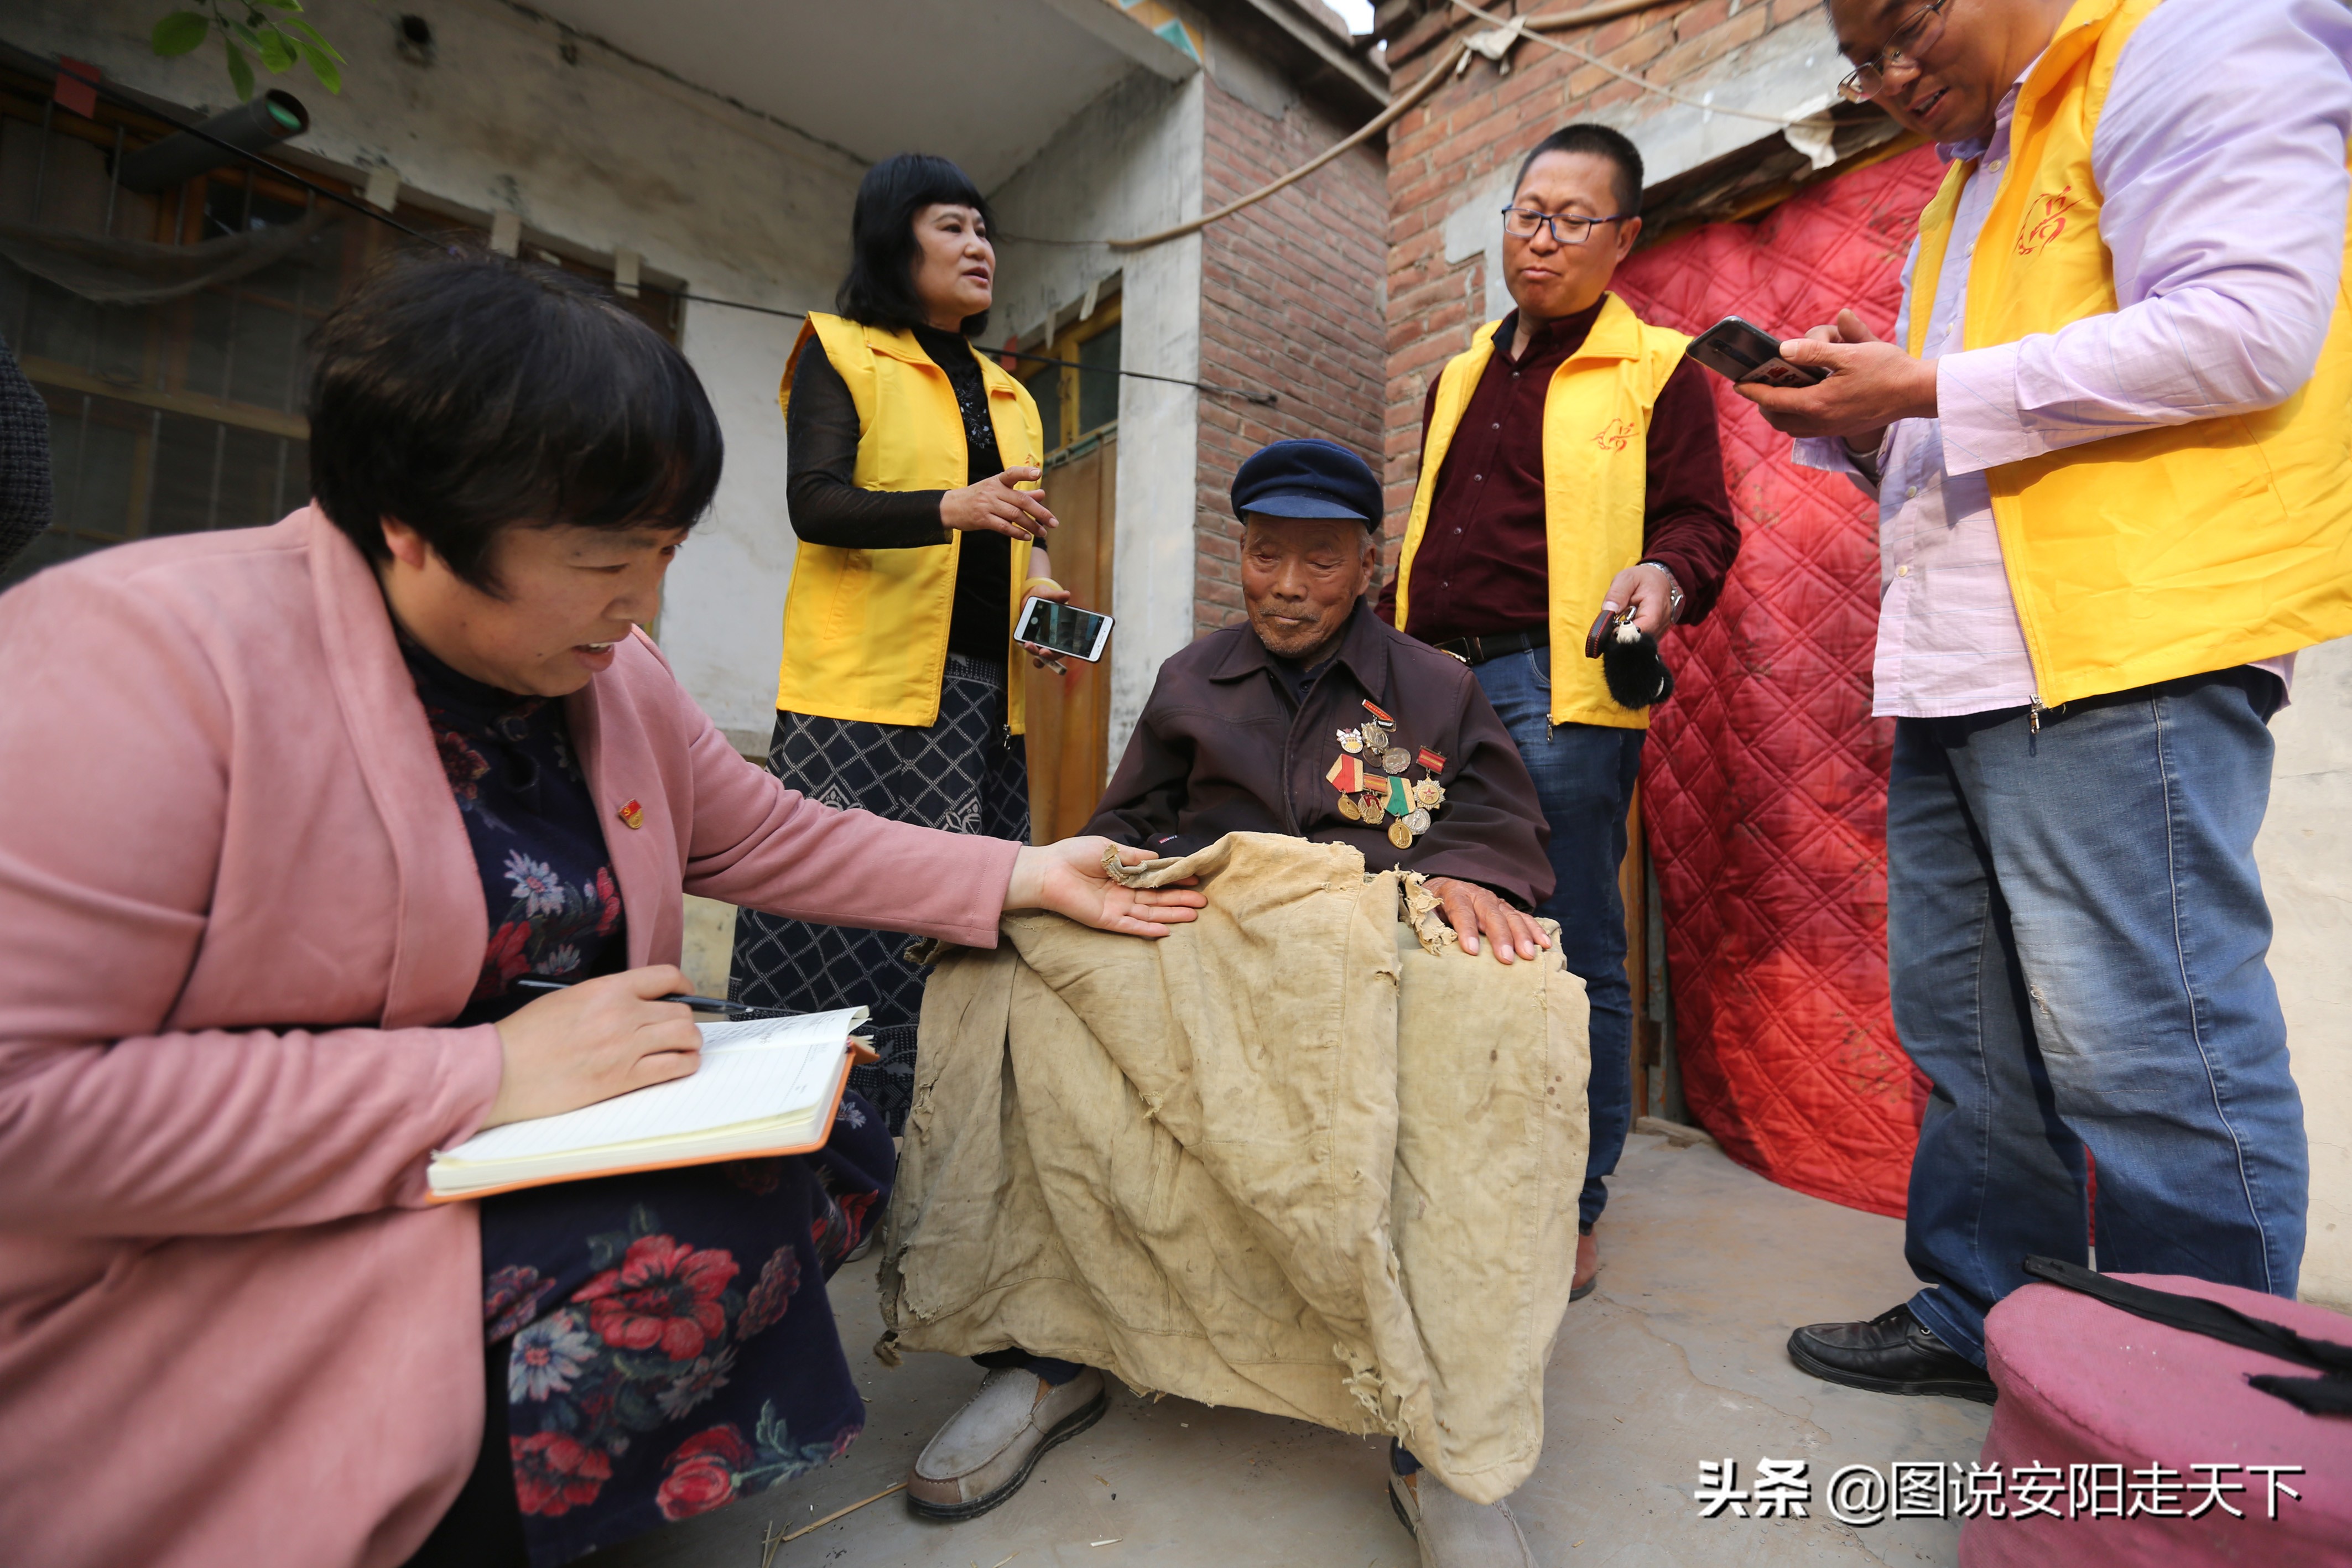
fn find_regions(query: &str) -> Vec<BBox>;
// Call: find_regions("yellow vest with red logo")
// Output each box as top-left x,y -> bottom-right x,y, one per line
1396,293 -> 1690,728
1905,0 -> 2352,706
772,313 -> 1042,732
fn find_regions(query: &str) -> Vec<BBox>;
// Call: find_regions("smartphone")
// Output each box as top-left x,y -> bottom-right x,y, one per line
1687,315 -> 1827,388
1015,596 -> 1113,663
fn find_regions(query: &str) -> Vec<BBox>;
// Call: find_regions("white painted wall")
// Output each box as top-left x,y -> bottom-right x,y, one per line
988,70 -> 1206,765
13,0 -> 863,741
2257,636 -> 2352,1311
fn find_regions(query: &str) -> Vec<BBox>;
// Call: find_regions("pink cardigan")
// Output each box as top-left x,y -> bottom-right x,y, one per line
0,508 -> 1021,1568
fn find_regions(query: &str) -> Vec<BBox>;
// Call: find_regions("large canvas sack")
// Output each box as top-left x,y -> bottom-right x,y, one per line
879,833 -> 1588,1502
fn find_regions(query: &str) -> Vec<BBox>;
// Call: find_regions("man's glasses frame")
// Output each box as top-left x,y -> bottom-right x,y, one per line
1837,0 -> 1955,103
1499,207 -> 1635,246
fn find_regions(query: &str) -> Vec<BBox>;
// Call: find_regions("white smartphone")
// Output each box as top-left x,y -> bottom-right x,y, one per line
1687,315 -> 1828,388
1015,595 -> 1113,663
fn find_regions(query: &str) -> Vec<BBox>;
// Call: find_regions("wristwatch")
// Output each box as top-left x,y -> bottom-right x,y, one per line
1638,560 -> 1685,624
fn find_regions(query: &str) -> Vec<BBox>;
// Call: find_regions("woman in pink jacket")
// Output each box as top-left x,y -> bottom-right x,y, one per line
0,249 -> 1199,1568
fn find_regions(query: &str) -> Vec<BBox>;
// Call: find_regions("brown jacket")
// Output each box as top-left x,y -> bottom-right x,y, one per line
1085,604 -> 1552,907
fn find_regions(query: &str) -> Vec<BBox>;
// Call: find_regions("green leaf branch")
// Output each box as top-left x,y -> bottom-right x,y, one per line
151,2 -> 346,100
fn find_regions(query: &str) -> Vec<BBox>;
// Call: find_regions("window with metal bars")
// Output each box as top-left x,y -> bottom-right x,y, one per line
0,68 -> 677,588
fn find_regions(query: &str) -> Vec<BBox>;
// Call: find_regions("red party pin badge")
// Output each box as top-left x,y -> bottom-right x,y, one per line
617,799 -> 645,830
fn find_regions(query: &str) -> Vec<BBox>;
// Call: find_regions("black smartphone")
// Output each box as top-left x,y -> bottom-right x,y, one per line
1687,315 -> 1827,387
1014,596 -> 1113,663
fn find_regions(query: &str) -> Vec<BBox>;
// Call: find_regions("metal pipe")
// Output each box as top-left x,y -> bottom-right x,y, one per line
117,91 -> 308,195
103,123 -> 124,236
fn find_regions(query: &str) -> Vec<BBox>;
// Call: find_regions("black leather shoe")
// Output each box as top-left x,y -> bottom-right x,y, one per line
1787,1303 -> 1997,1403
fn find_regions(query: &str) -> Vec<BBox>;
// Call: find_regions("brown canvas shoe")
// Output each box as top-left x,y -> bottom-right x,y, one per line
1570,1229 -> 1600,1301
1387,1465 -> 1536,1567
906,1367 -> 1107,1520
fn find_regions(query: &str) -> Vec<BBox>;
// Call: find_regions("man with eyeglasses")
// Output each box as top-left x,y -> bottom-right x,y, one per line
1378,123 -> 1738,1304
1740,0 -> 2351,1403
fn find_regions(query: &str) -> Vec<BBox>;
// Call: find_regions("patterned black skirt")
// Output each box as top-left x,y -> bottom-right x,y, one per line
730,654 -> 1029,1130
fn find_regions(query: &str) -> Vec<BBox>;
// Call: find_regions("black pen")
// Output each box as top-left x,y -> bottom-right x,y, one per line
514,976 -> 755,1014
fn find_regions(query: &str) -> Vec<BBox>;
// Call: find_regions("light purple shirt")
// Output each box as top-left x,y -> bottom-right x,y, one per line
1797,0 -> 2352,719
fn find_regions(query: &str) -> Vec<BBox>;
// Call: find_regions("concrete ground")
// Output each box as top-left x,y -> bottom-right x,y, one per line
602,1128 -> 1990,1568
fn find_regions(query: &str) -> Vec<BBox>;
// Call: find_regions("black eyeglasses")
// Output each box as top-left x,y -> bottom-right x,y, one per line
1500,207 -> 1634,246
1838,0 -> 1955,103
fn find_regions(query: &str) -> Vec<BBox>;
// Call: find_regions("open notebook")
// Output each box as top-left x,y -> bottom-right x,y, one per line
426,1007 -> 872,1202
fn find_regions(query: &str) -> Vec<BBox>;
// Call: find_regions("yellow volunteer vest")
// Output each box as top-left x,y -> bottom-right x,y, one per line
1905,0 -> 2352,707
1395,294 -> 1691,728
772,313 -> 1043,732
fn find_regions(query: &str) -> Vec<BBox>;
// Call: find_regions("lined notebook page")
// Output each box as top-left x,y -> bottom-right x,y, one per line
439,1008 -> 868,1165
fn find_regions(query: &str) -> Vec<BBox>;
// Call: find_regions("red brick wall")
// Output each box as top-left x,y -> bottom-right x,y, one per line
1380,0 -> 1827,556
1194,75 -> 1390,635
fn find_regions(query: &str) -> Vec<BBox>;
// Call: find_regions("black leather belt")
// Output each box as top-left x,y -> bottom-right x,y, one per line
1429,629 -> 1547,666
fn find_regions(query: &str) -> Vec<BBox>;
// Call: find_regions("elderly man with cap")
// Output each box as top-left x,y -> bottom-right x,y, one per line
903,439 -> 1556,1565
1085,437 -> 1554,951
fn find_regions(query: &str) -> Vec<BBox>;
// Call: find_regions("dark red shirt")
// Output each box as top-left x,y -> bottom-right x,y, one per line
1376,298 -> 1739,644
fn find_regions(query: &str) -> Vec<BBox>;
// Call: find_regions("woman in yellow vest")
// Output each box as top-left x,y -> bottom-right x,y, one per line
730,154 -> 1074,1129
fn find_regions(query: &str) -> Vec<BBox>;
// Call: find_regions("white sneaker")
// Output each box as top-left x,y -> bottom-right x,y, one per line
907,1366 -> 1107,1519
1387,1460 -> 1536,1567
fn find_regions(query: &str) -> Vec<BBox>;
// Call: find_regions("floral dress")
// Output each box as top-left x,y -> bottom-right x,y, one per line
404,644 -> 892,1567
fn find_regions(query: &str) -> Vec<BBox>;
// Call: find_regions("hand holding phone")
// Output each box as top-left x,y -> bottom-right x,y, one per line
1687,316 -> 1828,388
1724,307 -> 1940,444
1016,595 -> 1113,664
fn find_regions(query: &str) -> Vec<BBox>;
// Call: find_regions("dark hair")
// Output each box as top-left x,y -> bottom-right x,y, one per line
1515,123 -> 1645,218
835,153 -> 996,337
307,246 -> 722,592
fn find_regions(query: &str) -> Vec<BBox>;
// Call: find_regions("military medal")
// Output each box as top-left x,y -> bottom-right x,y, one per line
1333,699 -> 1452,850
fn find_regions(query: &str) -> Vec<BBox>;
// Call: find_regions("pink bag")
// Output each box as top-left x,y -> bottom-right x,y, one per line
1964,1269 -> 2352,1565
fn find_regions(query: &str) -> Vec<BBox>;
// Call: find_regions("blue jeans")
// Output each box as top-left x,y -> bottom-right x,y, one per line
1475,649 -> 1643,1230
1891,668 -> 2304,1364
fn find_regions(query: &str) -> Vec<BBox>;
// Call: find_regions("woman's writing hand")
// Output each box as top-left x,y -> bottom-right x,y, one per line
942,467 -> 1057,540
483,967 -> 704,1128
1007,838 -> 1207,938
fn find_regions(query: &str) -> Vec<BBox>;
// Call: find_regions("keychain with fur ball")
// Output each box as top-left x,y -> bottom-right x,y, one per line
1584,605 -> 1675,709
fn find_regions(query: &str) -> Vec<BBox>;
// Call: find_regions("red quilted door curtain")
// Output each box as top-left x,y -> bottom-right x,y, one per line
1611,145 -> 1947,1218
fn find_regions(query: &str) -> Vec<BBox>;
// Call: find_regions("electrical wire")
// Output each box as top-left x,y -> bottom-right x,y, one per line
1441,0 -> 1806,127
35,55 -> 1278,406
1090,35 -> 1470,253
1007,0 -> 1793,252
